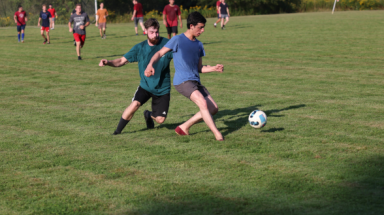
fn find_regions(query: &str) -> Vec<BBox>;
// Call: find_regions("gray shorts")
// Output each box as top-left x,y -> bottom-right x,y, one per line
51,17 -> 55,22
174,81 -> 210,99
221,14 -> 229,18
134,17 -> 143,27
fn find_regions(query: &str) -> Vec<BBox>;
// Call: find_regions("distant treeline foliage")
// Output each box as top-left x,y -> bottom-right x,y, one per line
2,0 -> 384,26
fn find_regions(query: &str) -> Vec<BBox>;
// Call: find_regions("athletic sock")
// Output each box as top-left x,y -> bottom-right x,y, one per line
18,34 -> 20,41
21,33 -> 24,41
114,117 -> 130,134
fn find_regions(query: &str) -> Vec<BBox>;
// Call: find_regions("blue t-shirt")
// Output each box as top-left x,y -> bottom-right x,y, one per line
123,37 -> 173,96
164,33 -> 205,86
40,11 -> 51,27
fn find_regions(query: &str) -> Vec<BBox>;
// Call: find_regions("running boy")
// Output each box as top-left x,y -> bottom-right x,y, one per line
47,4 -> 57,30
98,18 -> 173,135
14,5 -> 27,43
68,4 -> 90,60
96,2 -> 108,39
219,0 -> 230,30
38,4 -> 51,44
214,0 -> 222,28
145,12 -> 224,141
131,0 -> 145,35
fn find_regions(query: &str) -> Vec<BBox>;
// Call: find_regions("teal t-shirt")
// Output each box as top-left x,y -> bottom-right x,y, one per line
123,37 -> 173,96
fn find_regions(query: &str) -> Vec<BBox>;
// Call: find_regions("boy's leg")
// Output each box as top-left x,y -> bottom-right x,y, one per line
178,94 -> 218,135
225,17 -> 229,25
139,19 -> 145,33
182,90 -> 222,140
46,31 -> 50,43
114,100 -> 141,134
221,17 -> 224,28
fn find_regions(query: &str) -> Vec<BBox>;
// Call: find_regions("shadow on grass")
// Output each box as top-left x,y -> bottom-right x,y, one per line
121,156 -> 384,215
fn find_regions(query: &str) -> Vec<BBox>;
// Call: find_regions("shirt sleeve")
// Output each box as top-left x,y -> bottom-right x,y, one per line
134,4 -> 137,11
165,52 -> 173,59
69,15 -> 73,23
200,43 -> 205,57
123,44 -> 139,63
39,12 -> 42,18
164,36 -> 178,52
85,14 -> 90,23
48,12 -> 52,18
177,6 -> 181,15
163,6 -> 167,15
24,12 -> 27,17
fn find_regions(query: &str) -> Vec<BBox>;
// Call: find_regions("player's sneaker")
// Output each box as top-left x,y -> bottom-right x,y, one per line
214,23 -> 216,28
144,110 -> 154,129
78,56 -> 82,60
21,40 -> 24,43
112,131 -> 121,135
103,35 -> 106,39
74,41 -> 76,46
43,39 -> 47,44
175,126 -> 187,136
47,42 -> 50,44
136,33 -> 138,36
18,40 -> 20,43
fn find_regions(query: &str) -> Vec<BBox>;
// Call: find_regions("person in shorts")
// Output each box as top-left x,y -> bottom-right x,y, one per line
96,2 -> 108,39
145,12 -> 225,141
98,18 -> 173,135
131,0 -> 145,35
219,0 -> 230,30
47,4 -> 57,30
163,0 -> 182,39
214,0 -> 222,28
38,4 -> 52,44
68,4 -> 90,60
70,7 -> 85,46
14,5 -> 28,43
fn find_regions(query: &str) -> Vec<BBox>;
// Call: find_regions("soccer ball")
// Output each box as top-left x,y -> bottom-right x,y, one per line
248,110 -> 267,128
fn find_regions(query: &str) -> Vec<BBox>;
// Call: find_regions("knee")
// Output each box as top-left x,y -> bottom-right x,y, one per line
155,117 -> 165,124
132,101 -> 141,108
210,106 -> 219,115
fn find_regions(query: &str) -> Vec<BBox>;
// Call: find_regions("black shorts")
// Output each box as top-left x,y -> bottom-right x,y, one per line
166,26 -> 178,35
17,25 -> 26,32
132,86 -> 170,118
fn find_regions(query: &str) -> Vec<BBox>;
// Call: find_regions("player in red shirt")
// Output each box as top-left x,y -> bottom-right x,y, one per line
131,0 -> 145,35
214,0 -> 222,28
162,0 -> 182,39
47,4 -> 57,30
14,5 -> 28,43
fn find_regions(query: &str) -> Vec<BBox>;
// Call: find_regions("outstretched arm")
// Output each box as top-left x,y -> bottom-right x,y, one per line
99,57 -> 128,67
144,47 -> 172,77
198,58 -> 224,73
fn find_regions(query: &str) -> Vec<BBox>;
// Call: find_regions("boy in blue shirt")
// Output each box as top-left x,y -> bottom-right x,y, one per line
99,18 -> 173,135
145,12 -> 224,141
38,4 -> 51,44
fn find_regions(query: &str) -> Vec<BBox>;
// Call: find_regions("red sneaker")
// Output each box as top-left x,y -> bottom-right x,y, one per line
175,126 -> 187,136
143,31 -> 146,35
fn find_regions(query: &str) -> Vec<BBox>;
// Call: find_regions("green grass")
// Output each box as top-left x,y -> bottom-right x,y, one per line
1,11 -> 384,214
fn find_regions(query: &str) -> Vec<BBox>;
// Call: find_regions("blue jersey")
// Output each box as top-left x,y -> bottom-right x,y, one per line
164,33 -> 205,86
40,11 -> 51,27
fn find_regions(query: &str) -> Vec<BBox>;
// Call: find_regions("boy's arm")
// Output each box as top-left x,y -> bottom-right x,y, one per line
14,14 -> 17,24
227,7 -> 230,16
163,13 -> 167,26
37,17 -> 41,26
99,57 -> 128,67
178,14 -> 182,28
198,58 -> 224,73
144,47 -> 172,77
219,7 -> 221,17
131,10 -> 136,20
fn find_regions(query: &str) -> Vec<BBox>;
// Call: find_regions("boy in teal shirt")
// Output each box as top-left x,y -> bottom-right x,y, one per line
99,18 -> 173,134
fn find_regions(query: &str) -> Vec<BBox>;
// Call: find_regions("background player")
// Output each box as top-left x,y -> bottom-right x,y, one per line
70,6 -> 85,46
163,0 -> 182,39
214,0 -> 222,28
98,18 -> 173,135
96,2 -> 108,39
131,0 -> 145,35
38,4 -> 51,44
47,4 -> 57,30
68,4 -> 90,60
145,12 -> 224,141
219,0 -> 230,30
14,5 -> 27,43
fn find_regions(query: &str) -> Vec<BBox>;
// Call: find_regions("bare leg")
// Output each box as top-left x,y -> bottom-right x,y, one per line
122,101 -> 141,120
135,26 -> 138,34
139,21 -> 145,33
215,18 -> 221,24
99,28 -> 103,37
172,32 -> 177,37
103,28 -> 106,37
46,32 -> 50,43
76,41 -> 81,56
224,17 -> 229,25
152,116 -> 166,124
41,31 -> 46,40
52,20 -> 55,29
221,18 -> 224,28
179,91 -> 222,140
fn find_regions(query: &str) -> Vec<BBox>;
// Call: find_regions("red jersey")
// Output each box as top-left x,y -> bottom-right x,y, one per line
14,11 -> 27,26
216,1 -> 221,14
163,5 -> 181,27
47,8 -> 56,17
133,3 -> 143,17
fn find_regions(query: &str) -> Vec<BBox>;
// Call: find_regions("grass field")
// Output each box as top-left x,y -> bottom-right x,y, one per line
1,11 -> 384,214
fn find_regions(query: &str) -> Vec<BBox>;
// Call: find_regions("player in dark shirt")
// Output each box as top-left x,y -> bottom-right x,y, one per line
68,4 -> 90,60
70,7 -> 85,46
219,0 -> 230,30
38,4 -> 52,44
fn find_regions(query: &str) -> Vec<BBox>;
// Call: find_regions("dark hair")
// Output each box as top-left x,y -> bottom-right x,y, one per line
187,12 -> 206,29
42,4 -> 46,7
76,4 -> 82,7
49,4 -> 52,6
144,18 -> 160,30
18,5 -> 22,8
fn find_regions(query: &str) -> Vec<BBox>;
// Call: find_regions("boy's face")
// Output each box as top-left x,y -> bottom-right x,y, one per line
190,23 -> 205,37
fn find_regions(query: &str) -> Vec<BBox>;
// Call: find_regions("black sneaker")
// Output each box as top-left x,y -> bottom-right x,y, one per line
78,56 -> 82,60
74,41 -> 76,46
144,110 -> 154,129
112,130 -> 121,135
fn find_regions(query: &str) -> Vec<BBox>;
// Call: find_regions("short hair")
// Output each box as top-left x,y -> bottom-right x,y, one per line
49,4 -> 52,6
144,18 -> 160,30
76,4 -> 82,7
42,4 -> 46,7
18,5 -> 22,8
187,12 -> 206,29
100,2 -> 104,4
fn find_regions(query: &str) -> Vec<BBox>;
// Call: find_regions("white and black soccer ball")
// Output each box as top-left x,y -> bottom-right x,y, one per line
248,110 -> 267,128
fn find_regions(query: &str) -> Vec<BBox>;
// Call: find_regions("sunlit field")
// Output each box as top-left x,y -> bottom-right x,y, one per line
1,11 -> 384,214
